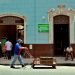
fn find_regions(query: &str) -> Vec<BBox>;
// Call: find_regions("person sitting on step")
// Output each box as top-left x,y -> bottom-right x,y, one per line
64,45 -> 74,61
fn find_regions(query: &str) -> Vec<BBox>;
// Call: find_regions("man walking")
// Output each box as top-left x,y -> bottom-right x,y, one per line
10,39 -> 28,68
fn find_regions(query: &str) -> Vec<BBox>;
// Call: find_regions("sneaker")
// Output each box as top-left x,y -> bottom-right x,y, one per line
22,64 -> 25,67
10,65 -> 15,68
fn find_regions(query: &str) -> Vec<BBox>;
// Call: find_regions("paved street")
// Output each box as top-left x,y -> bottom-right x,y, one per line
0,57 -> 75,75
0,65 -> 75,75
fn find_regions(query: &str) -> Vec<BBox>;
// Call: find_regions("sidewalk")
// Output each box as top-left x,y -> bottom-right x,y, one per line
54,57 -> 75,66
0,57 -> 34,65
0,57 -> 75,65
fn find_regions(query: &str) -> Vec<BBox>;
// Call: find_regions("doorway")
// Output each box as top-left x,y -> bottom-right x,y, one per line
0,25 -> 16,44
0,15 -> 24,55
53,15 -> 69,56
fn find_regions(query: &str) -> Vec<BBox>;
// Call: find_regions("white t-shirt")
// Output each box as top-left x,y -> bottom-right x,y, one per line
5,41 -> 12,51
66,47 -> 73,52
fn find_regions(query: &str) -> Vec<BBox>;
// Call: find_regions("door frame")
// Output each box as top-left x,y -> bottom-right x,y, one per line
0,14 -> 26,43
48,5 -> 75,56
53,15 -> 70,56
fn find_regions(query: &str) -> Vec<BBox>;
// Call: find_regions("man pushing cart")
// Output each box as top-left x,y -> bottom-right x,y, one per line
10,39 -> 33,68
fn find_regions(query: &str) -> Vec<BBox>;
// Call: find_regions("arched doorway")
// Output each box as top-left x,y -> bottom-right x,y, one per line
0,15 -> 24,55
53,15 -> 70,56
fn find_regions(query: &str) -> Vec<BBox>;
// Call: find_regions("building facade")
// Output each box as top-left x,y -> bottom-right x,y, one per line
0,0 -> 75,57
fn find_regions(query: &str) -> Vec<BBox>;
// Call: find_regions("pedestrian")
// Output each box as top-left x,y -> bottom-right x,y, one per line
65,45 -> 74,61
3,44 -> 7,59
10,39 -> 29,68
5,39 -> 12,60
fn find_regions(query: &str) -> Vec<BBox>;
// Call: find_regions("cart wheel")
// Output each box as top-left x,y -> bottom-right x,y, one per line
52,65 -> 56,69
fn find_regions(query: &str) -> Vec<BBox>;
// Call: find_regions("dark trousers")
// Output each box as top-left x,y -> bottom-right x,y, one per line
65,51 -> 74,61
7,51 -> 11,60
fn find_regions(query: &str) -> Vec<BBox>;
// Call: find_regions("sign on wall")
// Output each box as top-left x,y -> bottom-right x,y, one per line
38,24 -> 49,32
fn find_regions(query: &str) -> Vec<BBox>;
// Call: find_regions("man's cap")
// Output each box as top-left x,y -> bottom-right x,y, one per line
17,39 -> 23,43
